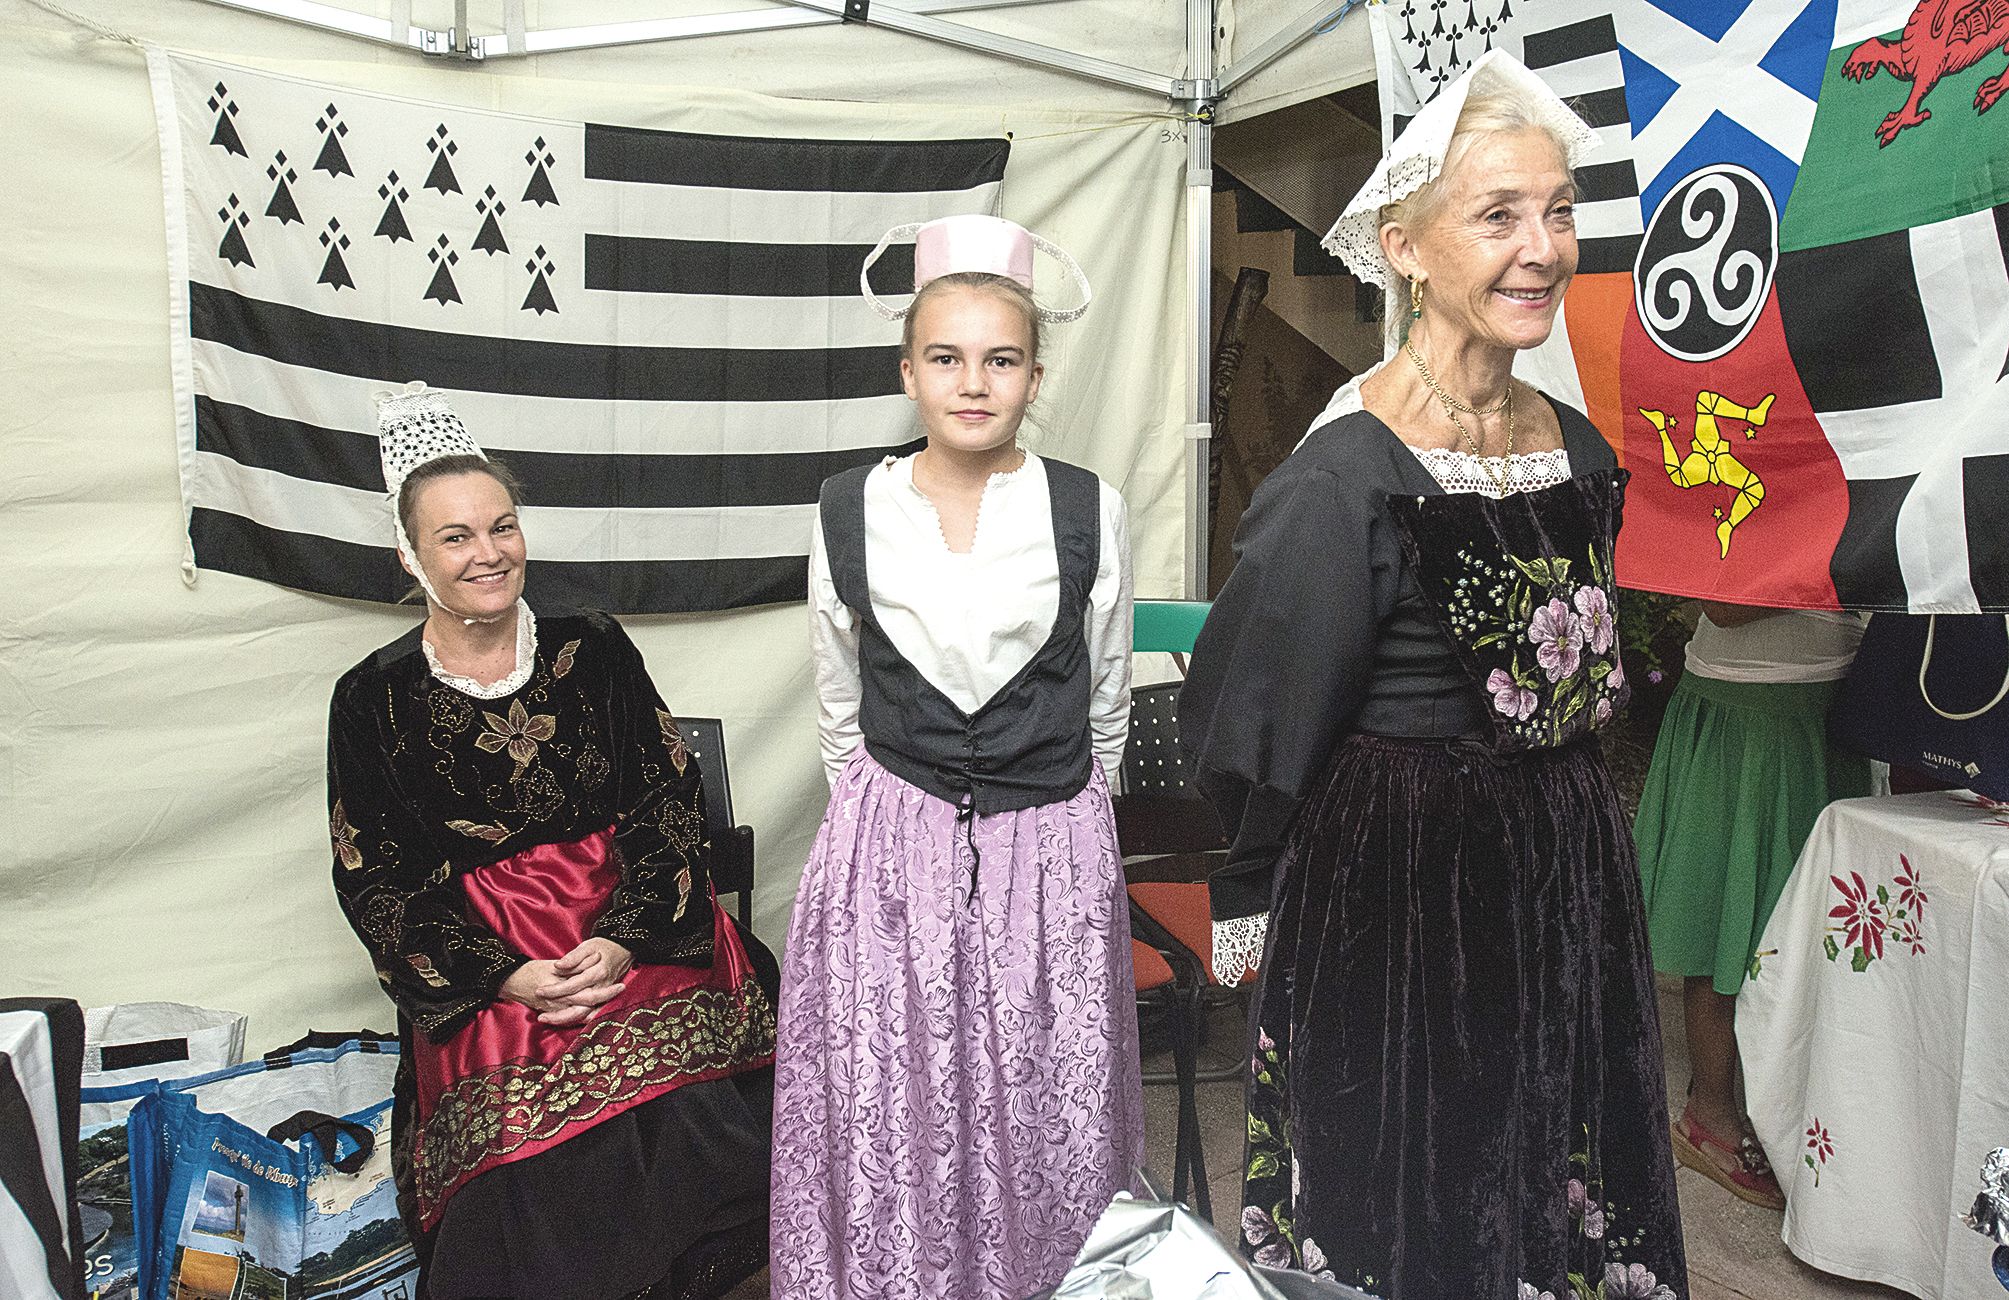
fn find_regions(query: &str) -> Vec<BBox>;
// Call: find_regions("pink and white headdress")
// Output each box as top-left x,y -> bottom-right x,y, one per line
859,214 -> 1092,323
374,380 -> 501,621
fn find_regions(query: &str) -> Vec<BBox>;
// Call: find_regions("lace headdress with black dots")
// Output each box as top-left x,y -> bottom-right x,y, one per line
374,381 -> 487,611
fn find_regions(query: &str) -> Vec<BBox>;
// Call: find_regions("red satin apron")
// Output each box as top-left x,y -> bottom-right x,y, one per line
406,825 -> 773,1227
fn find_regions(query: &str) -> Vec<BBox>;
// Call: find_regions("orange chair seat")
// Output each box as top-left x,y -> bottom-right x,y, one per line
1131,937 -> 1175,992
1128,881 -> 1252,986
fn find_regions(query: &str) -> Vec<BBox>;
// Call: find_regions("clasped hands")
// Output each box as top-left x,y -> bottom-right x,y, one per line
500,936 -> 634,1028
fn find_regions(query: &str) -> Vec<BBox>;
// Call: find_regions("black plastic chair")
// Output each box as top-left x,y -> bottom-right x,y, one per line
673,717 -> 754,930
1116,681 -> 1237,1221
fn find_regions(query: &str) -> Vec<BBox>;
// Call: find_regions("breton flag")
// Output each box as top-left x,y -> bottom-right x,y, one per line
1364,0 -> 2009,613
148,50 -> 1008,613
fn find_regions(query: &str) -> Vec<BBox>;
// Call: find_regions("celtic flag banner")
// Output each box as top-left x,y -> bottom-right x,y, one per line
1367,0 -> 2009,612
147,49 -> 1007,613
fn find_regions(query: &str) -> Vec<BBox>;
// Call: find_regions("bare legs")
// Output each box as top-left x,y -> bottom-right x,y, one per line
1683,977 -> 1742,1142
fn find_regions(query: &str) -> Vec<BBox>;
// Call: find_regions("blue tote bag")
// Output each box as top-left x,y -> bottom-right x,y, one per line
127,1038 -> 416,1300
1830,613 -> 2009,799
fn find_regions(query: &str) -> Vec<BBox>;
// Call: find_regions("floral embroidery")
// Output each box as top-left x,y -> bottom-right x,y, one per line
446,819 -> 510,844
407,954 -> 449,988
427,688 -> 473,735
1825,856 -> 1926,969
1519,1284 -> 1559,1300
412,973 -> 776,1224
1575,585 -> 1616,655
1804,1118 -> 1833,1186
552,638 -> 581,678
657,708 -> 690,776
1600,1262 -> 1678,1299
1488,667 -> 1539,720
1390,475 -> 1630,751
330,801 -> 363,872
1569,1177 -> 1607,1240
476,698 -> 557,770
576,741 -> 610,792
1949,791 -> 2009,826
1531,597 -> 1584,682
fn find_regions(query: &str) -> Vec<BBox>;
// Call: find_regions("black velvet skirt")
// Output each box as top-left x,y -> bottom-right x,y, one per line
421,1067 -> 774,1300
1239,734 -> 1686,1300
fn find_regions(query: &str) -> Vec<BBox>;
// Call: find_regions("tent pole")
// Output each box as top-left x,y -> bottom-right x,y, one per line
1182,0 -> 1215,599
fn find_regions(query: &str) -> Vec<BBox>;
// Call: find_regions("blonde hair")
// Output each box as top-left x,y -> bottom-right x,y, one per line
899,271 -> 1043,363
1378,89 -> 1578,252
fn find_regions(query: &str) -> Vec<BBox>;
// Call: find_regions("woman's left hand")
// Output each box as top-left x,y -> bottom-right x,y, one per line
534,937 -> 635,1026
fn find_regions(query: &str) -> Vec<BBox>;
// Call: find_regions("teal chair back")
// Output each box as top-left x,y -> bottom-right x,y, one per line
1133,599 -> 1211,656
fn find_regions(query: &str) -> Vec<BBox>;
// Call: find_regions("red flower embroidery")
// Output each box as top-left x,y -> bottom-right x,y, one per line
1894,855 -> 1927,917
1828,872 -> 1886,959
1896,915 -> 1926,956
1805,1118 -> 1834,1187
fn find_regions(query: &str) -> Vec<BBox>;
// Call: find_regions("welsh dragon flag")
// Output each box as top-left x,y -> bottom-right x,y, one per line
1369,0 -> 2009,613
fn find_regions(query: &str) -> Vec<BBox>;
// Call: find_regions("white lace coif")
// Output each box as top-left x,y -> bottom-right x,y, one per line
377,381 -> 485,494
1321,49 -> 1603,295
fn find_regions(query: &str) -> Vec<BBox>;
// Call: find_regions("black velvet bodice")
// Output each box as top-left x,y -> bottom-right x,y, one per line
327,609 -> 714,1040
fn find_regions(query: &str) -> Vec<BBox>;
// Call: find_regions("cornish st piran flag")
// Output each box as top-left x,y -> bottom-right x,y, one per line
1365,0 -> 2009,613
148,51 -> 1008,613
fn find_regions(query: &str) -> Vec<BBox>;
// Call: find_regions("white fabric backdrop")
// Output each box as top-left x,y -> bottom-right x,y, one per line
0,2 -> 1199,1049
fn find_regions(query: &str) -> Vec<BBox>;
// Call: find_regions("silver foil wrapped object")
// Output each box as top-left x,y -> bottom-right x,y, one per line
1964,1146 -> 2009,1247
1041,1194 -> 1378,1300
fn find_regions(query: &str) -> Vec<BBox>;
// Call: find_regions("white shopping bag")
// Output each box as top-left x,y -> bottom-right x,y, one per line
1046,1194 -> 1378,1300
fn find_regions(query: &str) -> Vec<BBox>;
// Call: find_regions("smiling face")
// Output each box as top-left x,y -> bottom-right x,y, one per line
403,469 -> 527,619
899,281 -> 1043,455
1385,127 -> 1579,354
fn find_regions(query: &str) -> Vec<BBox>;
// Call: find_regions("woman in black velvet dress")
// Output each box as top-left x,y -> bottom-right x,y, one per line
328,386 -> 776,1300
1181,52 -> 1686,1300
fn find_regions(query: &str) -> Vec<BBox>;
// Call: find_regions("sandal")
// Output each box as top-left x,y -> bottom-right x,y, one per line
1672,1106 -> 1786,1210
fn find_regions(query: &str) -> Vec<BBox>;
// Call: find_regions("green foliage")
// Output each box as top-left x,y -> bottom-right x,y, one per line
1615,588 -> 1691,681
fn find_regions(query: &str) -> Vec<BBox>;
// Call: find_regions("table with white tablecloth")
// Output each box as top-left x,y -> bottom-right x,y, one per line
1739,791 -> 2009,1300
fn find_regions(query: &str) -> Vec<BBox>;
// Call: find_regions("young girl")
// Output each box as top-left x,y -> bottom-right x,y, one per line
770,216 -> 1142,1299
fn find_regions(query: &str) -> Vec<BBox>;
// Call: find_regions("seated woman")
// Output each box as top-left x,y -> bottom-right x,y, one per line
328,383 -> 776,1300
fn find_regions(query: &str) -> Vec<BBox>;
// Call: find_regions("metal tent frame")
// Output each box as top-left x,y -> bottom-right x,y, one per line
191,0 -> 1357,595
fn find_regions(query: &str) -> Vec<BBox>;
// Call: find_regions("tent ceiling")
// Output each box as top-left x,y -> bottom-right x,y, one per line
31,0 -> 1373,117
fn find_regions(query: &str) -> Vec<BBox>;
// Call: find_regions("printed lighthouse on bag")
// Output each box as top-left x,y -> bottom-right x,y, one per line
153,51 -> 1009,614
1367,0 -> 2009,614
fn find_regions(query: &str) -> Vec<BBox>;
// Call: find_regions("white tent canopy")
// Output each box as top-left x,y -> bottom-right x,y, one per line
0,0 -> 1372,1047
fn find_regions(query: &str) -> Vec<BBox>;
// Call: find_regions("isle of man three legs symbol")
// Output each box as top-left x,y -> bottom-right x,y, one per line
1639,390 -> 1775,560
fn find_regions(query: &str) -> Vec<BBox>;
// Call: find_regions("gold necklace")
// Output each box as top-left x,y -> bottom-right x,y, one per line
1404,338 -> 1515,491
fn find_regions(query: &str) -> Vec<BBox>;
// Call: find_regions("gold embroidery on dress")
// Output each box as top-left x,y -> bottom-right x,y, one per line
656,709 -> 690,776
552,639 -> 581,678
330,801 -> 364,872
411,974 -> 777,1221
446,818 -> 510,844
476,699 -> 558,770
407,954 -> 450,988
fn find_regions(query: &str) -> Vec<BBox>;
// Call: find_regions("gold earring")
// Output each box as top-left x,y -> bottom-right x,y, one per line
1410,277 -> 1424,320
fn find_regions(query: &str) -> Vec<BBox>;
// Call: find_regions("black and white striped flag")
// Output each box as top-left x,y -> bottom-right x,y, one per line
1371,0 -> 1643,275
150,51 -> 1009,613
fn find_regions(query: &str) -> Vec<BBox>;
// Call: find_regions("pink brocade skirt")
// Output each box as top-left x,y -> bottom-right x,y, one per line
771,753 -> 1145,1300
408,825 -> 776,1228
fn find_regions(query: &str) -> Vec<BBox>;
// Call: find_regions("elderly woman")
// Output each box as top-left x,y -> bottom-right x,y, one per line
1182,53 -> 1687,1299
327,385 -> 777,1300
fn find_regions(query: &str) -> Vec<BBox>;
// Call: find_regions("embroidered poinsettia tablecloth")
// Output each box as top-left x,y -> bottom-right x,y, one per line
1739,791 -> 2009,1300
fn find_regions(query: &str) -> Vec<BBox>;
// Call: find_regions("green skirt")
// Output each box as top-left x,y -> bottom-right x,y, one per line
1635,673 -> 1872,994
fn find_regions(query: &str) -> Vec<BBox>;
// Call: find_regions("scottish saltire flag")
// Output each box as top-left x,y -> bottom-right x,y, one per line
148,51 -> 1008,613
1364,0 -> 2009,612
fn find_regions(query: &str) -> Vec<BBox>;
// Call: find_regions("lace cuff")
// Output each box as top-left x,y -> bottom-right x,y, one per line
1212,913 -> 1268,986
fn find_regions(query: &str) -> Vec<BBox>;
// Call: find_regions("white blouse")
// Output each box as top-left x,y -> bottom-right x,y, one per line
809,452 -> 1134,793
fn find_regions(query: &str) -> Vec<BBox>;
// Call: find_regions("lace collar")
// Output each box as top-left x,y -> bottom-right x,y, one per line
421,600 -> 537,699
